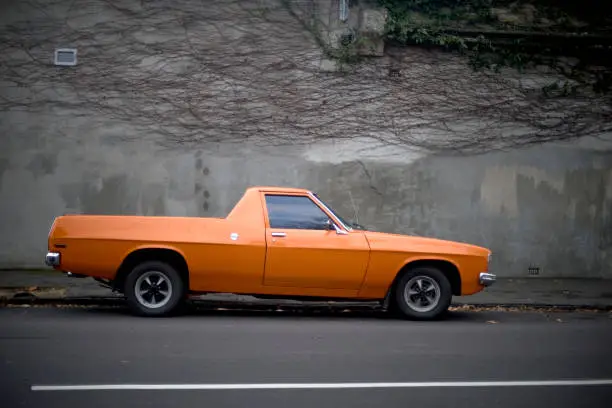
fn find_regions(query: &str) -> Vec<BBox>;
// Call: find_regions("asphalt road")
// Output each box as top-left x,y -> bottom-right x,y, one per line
1,306 -> 612,408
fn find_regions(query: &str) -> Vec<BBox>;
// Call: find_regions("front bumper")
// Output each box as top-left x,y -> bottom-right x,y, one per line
45,252 -> 60,267
479,272 -> 496,287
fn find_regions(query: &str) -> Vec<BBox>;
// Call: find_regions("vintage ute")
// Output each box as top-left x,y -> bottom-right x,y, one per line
45,186 -> 495,319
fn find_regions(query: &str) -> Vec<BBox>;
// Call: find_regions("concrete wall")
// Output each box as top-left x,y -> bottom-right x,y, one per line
1,0 -> 611,277
1,130 -> 611,278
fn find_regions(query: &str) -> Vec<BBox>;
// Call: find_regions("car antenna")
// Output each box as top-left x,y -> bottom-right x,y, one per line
347,189 -> 359,226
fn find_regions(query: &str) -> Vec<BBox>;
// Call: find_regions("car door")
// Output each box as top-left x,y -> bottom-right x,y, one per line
262,194 -> 370,290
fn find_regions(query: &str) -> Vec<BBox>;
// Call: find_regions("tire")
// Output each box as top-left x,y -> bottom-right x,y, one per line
124,261 -> 185,317
393,266 -> 452,320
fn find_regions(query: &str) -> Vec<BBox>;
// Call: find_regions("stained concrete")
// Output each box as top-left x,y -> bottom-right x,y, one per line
0,130 -> 611,278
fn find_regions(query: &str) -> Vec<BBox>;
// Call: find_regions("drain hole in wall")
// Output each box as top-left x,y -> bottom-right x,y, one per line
528,266 -> 540,276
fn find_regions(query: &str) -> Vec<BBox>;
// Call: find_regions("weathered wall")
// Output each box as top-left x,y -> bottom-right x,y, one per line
1,0 -> 611,277
1,128 -> 611,278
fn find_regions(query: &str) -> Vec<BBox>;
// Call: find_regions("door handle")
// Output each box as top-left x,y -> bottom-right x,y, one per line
271,232 -> 286,237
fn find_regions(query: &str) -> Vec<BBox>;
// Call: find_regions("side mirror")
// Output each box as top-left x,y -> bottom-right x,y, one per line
325,219 -> 348,235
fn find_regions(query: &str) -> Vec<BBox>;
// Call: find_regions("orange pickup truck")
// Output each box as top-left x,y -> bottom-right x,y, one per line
45,186 -> 495,319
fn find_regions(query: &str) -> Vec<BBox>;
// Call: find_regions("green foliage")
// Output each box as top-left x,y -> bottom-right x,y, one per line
378,0 -> 611,96
331,41 -> 362,72
380,1 -> 519,71
324,34 -> 381,73
382,2 -> 504,55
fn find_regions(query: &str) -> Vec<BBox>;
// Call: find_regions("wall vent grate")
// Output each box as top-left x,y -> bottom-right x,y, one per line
54,48 -> 77,66
528,266 -> 540,276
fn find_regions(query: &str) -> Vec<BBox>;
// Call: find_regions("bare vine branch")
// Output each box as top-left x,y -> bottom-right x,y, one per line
1,0 -> 610,155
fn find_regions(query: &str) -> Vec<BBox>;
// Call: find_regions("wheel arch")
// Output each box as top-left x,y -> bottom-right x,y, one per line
385,258 -> 462,305
113,246 -> 190,292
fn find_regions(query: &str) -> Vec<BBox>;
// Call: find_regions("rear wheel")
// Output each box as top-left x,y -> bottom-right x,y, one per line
124,261 -> 185,317
393,266 -> 452,320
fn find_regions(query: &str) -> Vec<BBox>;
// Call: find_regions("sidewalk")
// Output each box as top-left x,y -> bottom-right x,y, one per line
1,269 -> 612,308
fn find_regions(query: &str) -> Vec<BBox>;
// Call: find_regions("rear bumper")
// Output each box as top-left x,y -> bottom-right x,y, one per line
45,252 -> 60,267
479,272 -> 496,287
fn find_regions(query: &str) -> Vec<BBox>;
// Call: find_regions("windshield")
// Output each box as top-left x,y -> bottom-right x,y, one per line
312,193 -> 366,231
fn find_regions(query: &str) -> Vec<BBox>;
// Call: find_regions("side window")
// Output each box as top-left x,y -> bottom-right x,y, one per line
265,195 -> 330,230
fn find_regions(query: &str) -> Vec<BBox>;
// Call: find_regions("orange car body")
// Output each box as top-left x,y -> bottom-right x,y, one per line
46,186 -> 493,300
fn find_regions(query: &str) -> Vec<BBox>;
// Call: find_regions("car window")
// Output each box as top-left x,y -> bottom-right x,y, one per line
265,195 -> 330,230
312,193 -> 356,231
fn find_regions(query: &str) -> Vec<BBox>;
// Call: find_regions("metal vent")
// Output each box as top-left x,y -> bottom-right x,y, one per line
339,0 -> 349,21
528,266 -> 540,276
339,32 -> 355,46
54,48 -> 77,66
388,68 -> 401,78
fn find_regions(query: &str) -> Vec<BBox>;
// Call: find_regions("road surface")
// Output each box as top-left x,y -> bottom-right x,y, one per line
1,306 -> 611,407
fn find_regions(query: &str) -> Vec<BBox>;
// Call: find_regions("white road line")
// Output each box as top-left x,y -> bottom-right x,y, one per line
31,379 -> 612,391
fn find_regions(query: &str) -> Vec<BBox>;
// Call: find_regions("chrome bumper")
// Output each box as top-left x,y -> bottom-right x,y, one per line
45,252 -> 60,267
479,272 -> 496,286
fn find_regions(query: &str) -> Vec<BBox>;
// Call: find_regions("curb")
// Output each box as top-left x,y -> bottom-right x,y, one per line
1,296 -> 611,312
450,303 -> 612,312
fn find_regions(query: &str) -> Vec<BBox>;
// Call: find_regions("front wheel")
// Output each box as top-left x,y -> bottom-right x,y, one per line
393,267 -> 452,320
124,261 -> 185,317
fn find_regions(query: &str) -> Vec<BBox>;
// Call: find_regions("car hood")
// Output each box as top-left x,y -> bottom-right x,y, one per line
363,231 -> 490,257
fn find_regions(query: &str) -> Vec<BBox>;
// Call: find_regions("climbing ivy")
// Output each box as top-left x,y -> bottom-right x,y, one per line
378,0 -> 612,95
380,0 -> 535,70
